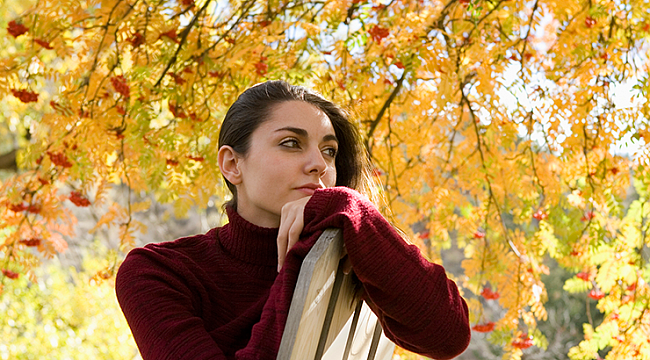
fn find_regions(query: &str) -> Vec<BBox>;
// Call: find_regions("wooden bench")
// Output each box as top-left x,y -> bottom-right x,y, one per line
277,229 -> 395,360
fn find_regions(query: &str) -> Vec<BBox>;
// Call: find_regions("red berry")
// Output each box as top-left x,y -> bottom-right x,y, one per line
110,75 -> 130,98
368,25 -> 390,43
532,209 -> 547,220
481,287 -> 500,300
11,89 -> 39,103
472,322 -> 495,332
34,38 -> 53,49
255,62 -> 268,76
159,29 -> 178,42
47,151 -> 73,168
186,155 -> 204,162
588,288 -> 604,300
512,338 -> 533,349
9,203 -> 27,212
581,211 -> 595,222
7,20 -> 28,38
2,269 -> 19,279
19,238 -> 42,246
69,191 -> 91,207
129,32 -> 145,47
169,72 -> 186,85
576,272 -> 590,281
585,16 -> 597,28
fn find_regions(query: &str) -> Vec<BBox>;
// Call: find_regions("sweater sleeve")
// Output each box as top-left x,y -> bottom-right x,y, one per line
115,246 -> 230,360
303,187 -> 471,360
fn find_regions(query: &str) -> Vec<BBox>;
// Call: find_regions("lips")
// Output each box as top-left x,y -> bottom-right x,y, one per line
297,183 -> 322,190
295,183 -> 324,195
296,188 -> 316,195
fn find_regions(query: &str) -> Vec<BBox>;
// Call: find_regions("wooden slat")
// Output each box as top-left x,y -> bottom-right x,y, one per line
341,301 -> 363,360
315,259 -> 347,360
366,322 -> 383,360
325,303 -> 394,360
277,229 -> 357,360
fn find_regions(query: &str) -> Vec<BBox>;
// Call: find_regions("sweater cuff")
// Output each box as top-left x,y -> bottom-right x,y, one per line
304,186 -> 361,226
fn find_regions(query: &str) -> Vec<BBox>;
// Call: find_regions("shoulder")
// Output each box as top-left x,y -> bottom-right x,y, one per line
116,228 -> 219,285
130,228 -> 216,259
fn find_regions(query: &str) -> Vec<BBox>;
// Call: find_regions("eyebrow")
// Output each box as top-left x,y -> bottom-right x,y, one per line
274,126 -> 338,143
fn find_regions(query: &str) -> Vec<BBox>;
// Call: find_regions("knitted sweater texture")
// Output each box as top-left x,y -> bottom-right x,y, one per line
115,187 -> 470,360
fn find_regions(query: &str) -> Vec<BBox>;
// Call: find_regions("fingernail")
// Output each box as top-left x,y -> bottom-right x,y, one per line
277,264 -> 281,272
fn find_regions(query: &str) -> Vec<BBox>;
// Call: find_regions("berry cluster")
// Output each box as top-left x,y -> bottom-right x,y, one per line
368,25 -> 389,43
69,191 -> 91,207
19,238 -> 42,247
472,322 -> 495,333
254,62 -> 268,76
111,75 -> 130,98
481,287 -> 500,300
168,102 -> 187,119
7,20 -> 28,38
2,269 -> 19,279
169,72 -> 186,85
47,151 -> 73,168
511,334 -> 533,349
11,89 -> 39,103
8,202 -> 41,214
129,32 -> 145,47
159,29 -> 178,42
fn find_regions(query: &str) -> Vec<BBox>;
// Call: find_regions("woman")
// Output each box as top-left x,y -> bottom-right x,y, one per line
115,80 -> 470,360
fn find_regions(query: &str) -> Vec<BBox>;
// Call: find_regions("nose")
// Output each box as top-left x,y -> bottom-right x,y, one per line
305,146 -> 327,176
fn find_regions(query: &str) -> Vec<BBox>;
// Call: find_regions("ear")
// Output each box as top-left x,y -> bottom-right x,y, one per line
218,145 -> 243,185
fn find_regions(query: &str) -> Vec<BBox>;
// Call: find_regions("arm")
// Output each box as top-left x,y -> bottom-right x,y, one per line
115,247 -> 230,360
302,187 -> 471,360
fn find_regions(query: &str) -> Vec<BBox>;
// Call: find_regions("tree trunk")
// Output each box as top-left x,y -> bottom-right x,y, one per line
0,149 -> 17,171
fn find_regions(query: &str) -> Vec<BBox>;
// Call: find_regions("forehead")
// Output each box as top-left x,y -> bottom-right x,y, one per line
259,101 -> 335,134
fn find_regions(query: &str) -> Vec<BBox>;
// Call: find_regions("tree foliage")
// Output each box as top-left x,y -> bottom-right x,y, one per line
2,0 -> 650,358
0,246 -> 140,360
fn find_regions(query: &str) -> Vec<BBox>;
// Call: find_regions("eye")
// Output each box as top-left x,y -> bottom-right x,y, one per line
280,138 -> 300,148
323,147 -> 337,158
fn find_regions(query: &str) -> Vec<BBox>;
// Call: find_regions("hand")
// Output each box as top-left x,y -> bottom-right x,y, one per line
277,196 -> 311,272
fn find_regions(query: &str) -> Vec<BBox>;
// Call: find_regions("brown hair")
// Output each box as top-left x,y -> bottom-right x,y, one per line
218,80 -> 377,209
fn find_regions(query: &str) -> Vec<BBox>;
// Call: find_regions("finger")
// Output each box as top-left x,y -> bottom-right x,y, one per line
278,202 -> 299,271
277,216 -> 289,272
277,197 -> 309,272
287,213 -> 303,253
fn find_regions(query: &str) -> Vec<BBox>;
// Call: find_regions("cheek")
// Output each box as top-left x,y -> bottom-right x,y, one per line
324,165 -> 337,187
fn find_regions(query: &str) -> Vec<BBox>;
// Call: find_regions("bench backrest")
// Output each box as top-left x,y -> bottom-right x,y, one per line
277,229 -> 395,360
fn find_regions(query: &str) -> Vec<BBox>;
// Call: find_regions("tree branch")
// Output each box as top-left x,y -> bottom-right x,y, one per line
154,0 -> 213,88
365,69 -> 407,154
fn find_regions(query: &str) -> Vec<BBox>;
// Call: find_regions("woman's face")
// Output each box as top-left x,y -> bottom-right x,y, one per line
233,101 -> 338,227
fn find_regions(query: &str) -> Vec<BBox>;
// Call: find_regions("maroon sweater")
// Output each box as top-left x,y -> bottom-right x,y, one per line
116,187 -> 470,360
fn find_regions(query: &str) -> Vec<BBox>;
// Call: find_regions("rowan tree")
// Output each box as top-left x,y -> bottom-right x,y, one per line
1,0 -> 650,358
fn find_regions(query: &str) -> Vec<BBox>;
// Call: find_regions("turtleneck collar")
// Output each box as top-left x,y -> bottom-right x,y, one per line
217,206 -> 279,268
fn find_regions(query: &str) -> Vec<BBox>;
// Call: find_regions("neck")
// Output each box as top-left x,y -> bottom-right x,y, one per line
234,205 -> 281,228
219,206 -> 279,271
